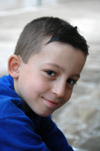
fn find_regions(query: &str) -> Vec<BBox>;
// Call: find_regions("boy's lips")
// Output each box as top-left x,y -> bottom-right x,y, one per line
42,97 -> 58,108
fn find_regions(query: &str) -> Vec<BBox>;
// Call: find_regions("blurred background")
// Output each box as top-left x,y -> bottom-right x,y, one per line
0,0 -> 100,150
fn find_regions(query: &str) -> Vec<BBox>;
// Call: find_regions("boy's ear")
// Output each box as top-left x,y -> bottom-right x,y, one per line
8,55 -> 21,79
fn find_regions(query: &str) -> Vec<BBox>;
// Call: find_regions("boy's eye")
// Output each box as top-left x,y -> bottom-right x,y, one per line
67,78 -> 77,85
45,70 -> 56,77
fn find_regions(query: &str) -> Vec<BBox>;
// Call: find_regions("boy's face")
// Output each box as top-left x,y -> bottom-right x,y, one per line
15,41 -> 86,117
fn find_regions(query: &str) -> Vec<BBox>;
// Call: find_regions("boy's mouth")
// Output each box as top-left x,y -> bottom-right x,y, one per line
42,97 -> 58,108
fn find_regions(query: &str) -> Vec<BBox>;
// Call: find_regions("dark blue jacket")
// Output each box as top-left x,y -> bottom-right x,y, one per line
0,75 -> 74,151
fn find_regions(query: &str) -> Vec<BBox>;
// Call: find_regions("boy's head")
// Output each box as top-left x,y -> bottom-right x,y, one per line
14,16 -> 88,63
8,17 -> 89,117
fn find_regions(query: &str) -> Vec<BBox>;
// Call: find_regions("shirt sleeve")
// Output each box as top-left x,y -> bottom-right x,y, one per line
38,116 -> 74,151
0,114 -> 50,151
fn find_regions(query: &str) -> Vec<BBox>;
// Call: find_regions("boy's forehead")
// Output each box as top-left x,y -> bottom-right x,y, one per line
32,36 -> 86,66
33,39 -> 86,62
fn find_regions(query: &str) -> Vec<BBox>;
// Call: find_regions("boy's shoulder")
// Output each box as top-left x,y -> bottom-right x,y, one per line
0,75 -> 18,102
0,75 -> 25,119
0,75 -> 13,95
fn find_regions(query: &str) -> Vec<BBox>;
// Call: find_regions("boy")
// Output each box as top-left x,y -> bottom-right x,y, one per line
0,17 -> 88,150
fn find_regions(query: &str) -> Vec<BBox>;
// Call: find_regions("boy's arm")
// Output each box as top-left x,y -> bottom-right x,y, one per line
0,108 -> 73,151
0,115 -> 50,151
38,116 -> 74,151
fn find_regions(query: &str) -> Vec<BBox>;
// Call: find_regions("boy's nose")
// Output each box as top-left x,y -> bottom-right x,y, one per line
51,81 -> 66,98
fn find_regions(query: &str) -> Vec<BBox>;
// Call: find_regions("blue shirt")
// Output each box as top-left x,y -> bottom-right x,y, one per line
0,75 -> 74,151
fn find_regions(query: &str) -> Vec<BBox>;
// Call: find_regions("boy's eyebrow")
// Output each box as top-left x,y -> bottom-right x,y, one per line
46,63 -> 65,72
70,74 -> 80,78
46,63 -> 80,78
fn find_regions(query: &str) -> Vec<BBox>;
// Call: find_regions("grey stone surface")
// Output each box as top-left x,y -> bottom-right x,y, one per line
0,0 -> 100,150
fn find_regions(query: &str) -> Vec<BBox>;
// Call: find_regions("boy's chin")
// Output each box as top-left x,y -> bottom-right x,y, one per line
35,110 -> 55,117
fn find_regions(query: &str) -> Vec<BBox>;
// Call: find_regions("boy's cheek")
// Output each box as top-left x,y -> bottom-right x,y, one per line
63,89 -> 73,104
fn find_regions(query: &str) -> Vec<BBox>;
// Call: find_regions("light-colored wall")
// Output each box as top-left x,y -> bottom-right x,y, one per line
0,0 -> 58,11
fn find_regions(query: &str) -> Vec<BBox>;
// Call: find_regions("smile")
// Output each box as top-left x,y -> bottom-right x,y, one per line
42,97 -> 58,108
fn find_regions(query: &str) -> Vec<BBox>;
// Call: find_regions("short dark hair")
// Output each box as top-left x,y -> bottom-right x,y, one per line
14,16 -> 89,63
